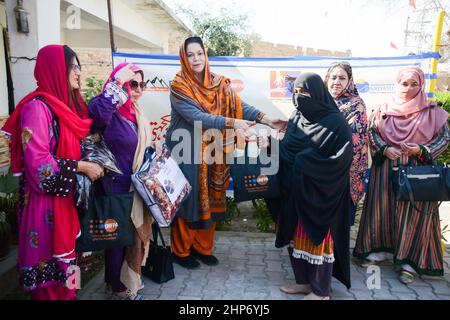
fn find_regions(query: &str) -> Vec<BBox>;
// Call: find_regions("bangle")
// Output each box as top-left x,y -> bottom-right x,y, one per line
256,112 -> 265,123
225,118 -> 235,128
383,146 -> 389,156
113,77 -> 122,86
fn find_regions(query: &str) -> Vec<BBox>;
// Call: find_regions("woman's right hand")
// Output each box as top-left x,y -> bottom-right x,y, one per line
114,63 -> 136,84
233,119 -> 255,131
77,161 -> 104,182
385,146 -> 402,161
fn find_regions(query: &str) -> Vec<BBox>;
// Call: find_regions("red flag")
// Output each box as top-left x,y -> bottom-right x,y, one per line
390,42 -> 399,50
409,0 -> 416,10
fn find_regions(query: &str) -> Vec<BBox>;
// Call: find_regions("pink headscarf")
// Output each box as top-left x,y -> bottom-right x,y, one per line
103,62 -> 144,123
373,66 -> 448,148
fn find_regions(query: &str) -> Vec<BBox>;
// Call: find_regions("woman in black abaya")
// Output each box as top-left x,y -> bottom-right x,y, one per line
274,72 -> 353,300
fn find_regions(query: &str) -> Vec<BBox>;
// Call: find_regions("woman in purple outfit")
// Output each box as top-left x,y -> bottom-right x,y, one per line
89,62 -> 160,300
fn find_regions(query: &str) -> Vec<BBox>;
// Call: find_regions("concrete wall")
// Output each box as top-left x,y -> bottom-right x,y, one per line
6,0 -> 60,103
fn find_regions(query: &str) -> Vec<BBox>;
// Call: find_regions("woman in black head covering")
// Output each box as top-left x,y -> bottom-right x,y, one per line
275,72 -> 353,300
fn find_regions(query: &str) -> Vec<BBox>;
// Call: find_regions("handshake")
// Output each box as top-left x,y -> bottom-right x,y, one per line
233,115 -> 287,150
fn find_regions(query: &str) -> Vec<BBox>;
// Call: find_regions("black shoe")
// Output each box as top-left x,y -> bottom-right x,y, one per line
190,248 -> 219,266
172,254 -> 200,269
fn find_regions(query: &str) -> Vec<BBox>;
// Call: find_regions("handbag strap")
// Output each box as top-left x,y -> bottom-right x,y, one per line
152,222 -> 167,247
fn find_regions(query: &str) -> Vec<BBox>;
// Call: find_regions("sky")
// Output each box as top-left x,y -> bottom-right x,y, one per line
162,0 -> 444,57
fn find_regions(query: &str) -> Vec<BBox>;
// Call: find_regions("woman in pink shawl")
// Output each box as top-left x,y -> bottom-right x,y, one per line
1,45 -> 104,299
353,66 -> 449,284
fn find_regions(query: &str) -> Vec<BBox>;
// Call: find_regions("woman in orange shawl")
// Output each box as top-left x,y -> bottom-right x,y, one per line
167,36 -> 286,269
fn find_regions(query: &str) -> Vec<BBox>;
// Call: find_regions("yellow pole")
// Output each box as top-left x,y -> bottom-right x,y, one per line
427,10 -> 446,101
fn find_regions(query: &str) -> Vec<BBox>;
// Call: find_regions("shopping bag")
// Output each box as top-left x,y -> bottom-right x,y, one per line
230,143 -> 280,202
76,187 -> 134,252
131,145 -> 191,227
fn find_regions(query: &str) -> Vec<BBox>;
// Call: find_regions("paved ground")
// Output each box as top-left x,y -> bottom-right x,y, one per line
78,228 -> 450,301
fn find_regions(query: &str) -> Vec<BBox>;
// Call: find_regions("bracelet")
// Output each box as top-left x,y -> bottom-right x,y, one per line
256,112 -> 265,123
383,145 -> 389,156
113,77 -> 122,86
225,118 -> 235,129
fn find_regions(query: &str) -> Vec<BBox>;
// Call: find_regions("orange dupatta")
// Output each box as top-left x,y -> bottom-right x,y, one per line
170,44 -> 243,221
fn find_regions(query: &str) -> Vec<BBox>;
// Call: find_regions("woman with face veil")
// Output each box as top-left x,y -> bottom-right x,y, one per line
274,73 -> 353,300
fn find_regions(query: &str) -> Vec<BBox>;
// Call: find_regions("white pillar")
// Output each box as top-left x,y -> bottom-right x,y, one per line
6,0 -> 60,103
0,2 -> 8,116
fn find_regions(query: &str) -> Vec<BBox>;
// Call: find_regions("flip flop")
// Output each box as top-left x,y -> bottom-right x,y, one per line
399,270 -> 415,285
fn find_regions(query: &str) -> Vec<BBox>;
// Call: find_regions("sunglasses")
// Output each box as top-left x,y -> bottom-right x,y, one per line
130,80 -> 148,90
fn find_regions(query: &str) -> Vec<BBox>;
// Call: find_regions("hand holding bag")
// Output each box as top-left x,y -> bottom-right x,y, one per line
142,222 -> 175,284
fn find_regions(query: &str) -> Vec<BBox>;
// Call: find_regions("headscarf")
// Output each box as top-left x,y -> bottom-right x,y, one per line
372,66 -> 448,148
1,44 -> 92,262
102,62 -> 143,123
170,38 -> 243,220
276,72 -> 353,288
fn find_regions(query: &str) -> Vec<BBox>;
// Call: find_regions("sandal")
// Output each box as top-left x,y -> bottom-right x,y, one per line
399,270 -> 415,285
279,283 -> 312,294
111,289 -> 146,300
359,259 -> 381,268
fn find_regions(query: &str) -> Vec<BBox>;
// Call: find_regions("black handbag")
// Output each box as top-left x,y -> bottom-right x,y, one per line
230,144 -> 280,203
142,223 -> 175,284
392,160 -> 450,214
76,184 -> 135,251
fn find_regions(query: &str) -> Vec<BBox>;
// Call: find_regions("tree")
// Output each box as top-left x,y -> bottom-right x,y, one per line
174,5 -> 259,56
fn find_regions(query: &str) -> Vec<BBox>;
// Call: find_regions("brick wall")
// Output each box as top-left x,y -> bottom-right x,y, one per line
250,41 -> 351,58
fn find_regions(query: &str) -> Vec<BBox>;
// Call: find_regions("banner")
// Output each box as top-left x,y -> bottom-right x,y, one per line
113,51 -> 438,142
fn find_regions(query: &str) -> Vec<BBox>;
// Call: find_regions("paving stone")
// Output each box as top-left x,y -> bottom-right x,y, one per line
372,291 -> 400,300
177,295 -> 202,300
385,278 -> 416,294
76,231 -> 450,301
422,278 -> 450,295
351,289 -> 373,300
265,260 -> 284,272
247,255 -> 266,266
390,292 -> 418,300
411,286 -> 440,300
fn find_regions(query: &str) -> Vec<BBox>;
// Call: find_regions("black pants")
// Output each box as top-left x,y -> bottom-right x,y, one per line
288,247 -> 333,296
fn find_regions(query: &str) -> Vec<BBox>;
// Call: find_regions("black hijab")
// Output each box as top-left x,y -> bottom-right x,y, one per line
272,72 -> 353,288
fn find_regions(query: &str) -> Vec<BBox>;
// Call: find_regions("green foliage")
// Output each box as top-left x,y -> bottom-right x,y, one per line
82,77 -> 105,104
176,6 -> 259,57
442,223 -> 449,242
253,199 -> 275,233
0,171 -> 19,240
436,92 -> 450,164
0,171 -> 18,214
216,196 -> 241,231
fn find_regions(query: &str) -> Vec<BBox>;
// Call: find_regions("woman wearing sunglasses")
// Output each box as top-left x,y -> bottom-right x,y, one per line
88,62 -> 160,300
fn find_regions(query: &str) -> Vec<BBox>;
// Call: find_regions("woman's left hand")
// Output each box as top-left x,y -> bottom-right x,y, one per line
261,115 -> 288,131
400,143 -> 421,156
152,139 -> 164,156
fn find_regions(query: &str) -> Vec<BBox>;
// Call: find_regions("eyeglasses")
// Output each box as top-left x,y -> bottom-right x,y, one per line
130,80 -> 148,90
71,64 -> 81,72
